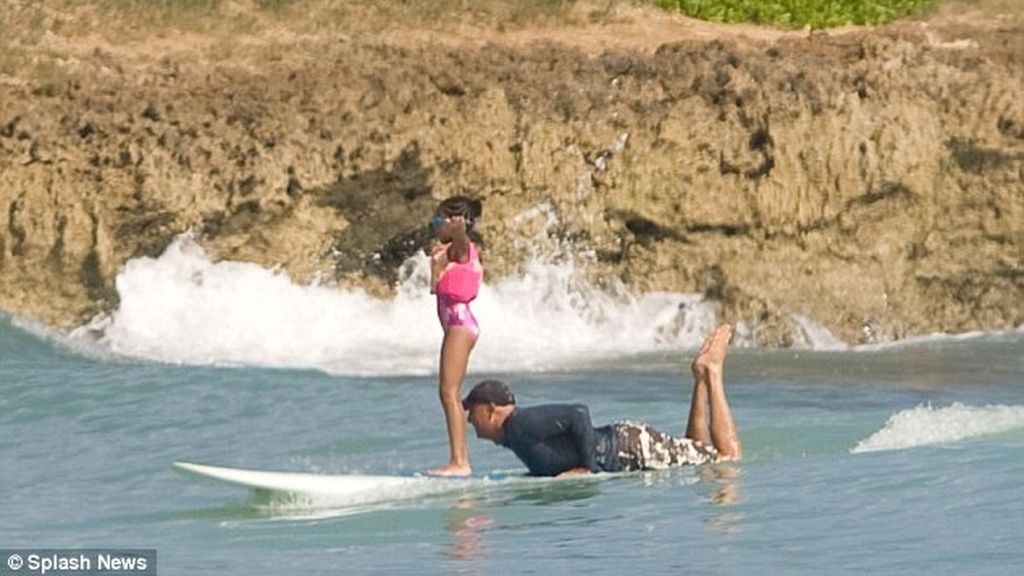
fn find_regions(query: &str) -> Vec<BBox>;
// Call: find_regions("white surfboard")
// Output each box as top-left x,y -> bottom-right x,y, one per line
173,461 -> 606,514
173,461 -> 489,508
174,461 -> 428,494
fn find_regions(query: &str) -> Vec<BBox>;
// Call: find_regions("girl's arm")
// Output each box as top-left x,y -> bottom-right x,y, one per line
446,216 -> 471,264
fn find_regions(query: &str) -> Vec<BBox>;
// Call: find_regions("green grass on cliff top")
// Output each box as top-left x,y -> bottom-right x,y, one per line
95,0 -> 939,29
0,0 -> 976,62
15,0 -> 941,34
658,0 -> 937,28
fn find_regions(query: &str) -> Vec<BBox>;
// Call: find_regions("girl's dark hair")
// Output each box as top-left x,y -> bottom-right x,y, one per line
437,195 -> 483,231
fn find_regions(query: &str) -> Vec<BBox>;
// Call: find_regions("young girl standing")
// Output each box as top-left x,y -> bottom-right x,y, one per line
428,196 -> 484,476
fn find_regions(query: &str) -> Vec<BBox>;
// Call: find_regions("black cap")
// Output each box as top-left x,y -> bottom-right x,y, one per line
462,380 -> 516,410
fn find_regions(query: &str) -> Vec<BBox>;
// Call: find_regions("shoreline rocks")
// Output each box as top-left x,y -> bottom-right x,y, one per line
0,17 -> 1021,345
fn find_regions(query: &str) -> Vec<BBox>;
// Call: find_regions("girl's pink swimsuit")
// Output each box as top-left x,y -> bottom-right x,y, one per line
435,242 -> 483,337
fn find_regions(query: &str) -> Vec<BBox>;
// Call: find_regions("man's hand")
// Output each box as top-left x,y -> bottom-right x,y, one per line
556,467 -> 593,478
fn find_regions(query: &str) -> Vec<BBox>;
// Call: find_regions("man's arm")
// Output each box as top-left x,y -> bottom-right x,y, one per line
510,405 -> 600,476
556,467 -> 592,478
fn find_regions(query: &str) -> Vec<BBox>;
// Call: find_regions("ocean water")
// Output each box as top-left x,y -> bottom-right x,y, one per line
2,241 -> 1023,575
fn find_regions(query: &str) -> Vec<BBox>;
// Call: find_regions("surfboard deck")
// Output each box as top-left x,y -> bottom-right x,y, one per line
172,461 -> 608,515
173,461 -> 480,496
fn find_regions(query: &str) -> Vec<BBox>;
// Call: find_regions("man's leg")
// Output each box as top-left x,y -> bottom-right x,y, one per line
684,329 -> 713,444
690,325 -> 742,460
615,325 -> 741,472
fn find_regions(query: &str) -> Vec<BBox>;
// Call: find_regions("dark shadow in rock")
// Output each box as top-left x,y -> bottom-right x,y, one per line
115,205 -> 179,260
315,142 -> 437,285
849,180 -> 913,207
946,137 -> 1018,174
624,213 -> 684,244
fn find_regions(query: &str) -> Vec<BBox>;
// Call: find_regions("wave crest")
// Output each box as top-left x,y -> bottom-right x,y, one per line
852,403 -> 1024,453
74,235 -> 718,375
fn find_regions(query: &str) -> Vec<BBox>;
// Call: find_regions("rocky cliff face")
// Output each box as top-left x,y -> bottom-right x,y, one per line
1,7 -> 1021,345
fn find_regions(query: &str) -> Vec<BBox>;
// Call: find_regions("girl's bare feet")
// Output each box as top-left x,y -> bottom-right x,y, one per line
428,463 -> 472,477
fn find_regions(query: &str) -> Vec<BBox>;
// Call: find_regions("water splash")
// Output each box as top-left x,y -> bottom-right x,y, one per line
851,403 -> 1024,453
71,235 -> 717,376
790,314 -> 847,350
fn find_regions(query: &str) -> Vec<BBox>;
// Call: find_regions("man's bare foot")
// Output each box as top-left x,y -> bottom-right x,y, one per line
692,324 -> 733,379
428,463 -> 472,477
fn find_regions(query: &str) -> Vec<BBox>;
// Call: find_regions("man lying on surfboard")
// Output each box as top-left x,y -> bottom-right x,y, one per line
463,325 -> 742,477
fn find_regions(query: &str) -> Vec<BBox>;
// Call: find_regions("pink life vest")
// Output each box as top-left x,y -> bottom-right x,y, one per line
435,242 -> 483,304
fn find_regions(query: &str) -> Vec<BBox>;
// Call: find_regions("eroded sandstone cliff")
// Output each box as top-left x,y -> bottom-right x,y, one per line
1,2 -> 1021,345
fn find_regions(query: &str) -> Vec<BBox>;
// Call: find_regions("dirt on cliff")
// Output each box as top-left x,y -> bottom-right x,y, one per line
0,0 -> 1021,345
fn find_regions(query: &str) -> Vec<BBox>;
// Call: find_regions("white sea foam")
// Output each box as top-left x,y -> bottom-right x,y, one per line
851,403 -> 1024,454
18,229 -> 1018,374
72,235 -> 718,375
11,315 -> 120,362
46,223 -> 1019,375
850,328 -> 1024,352
790,314 -> 847,350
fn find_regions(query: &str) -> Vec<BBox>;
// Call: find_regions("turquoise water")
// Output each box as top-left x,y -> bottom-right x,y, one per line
2,316 -> 1023,575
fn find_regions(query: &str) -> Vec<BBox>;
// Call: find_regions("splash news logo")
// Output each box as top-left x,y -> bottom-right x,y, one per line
0,550 -> 156,576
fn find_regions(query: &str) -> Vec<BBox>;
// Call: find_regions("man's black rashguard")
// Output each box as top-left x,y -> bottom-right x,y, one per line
497,404 -> 718,476
498,404 -> 618,476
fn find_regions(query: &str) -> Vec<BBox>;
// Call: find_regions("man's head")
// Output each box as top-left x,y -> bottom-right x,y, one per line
462,380 -> 516,442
